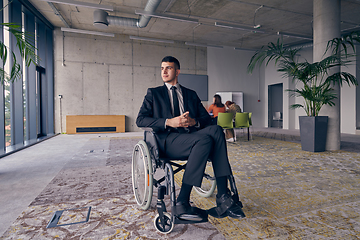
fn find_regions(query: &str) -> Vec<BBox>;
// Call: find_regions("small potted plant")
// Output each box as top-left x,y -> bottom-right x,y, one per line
247,32 -> 360,152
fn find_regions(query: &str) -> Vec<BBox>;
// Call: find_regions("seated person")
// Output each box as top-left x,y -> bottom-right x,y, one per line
208,94 -> 226,125
136,56 -> 245,220
225,101 -> 242,142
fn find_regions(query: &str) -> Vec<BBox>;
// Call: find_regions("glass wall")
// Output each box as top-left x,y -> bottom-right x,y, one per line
0,0 -> 54,156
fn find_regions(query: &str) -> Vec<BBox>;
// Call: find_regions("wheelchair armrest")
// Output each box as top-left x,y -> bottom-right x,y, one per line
144,130 -> 160,163
143,129 -> 188,163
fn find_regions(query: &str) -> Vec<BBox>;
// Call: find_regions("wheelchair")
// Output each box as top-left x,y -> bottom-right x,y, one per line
131,130 -> 239,234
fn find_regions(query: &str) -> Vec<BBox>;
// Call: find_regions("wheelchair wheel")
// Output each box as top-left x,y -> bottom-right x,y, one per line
194,161 -> 216,198
132,140 -> 153,210
154,212 -> 174,234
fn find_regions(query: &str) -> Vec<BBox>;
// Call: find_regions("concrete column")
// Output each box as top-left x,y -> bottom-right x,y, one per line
313,0 -> 341,150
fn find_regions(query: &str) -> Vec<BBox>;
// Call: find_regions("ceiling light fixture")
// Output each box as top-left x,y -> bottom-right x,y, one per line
185,42 -> 223,48
234,47 -> 256,51
129,36 -> 174,44
253,5 -> 263,29
39,0 -> 113,11
215,22 -> 265,33
277,32 -> 312,40
61,27 -> 115,37
135,10 -> 199,24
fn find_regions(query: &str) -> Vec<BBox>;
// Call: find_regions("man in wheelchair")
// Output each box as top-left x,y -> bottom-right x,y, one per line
136,56 -> 245,221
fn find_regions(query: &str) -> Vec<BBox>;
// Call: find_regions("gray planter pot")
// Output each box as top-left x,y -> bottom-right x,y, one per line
299,116 -> 328,152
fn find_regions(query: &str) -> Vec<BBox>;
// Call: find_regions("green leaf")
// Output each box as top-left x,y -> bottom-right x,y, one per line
0,21 -> 39,84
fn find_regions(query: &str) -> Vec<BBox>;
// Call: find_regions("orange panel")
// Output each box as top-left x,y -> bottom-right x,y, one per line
66,115 -> 125,134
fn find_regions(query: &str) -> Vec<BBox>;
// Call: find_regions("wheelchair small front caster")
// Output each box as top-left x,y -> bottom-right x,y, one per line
154,212 -> 174,234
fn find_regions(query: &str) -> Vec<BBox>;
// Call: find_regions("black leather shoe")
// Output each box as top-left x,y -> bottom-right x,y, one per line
208,193 -> 245,219
174,201 -> 208,222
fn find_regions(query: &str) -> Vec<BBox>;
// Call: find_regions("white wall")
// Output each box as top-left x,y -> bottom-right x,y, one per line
341,62 -> 357,134
207,46 -> 358,133
289,47 -> 313,130
264,61 -> 283,128
207,47 -> 265,127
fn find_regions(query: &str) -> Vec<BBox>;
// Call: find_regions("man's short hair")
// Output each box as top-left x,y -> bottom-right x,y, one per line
161,56 -> 180,70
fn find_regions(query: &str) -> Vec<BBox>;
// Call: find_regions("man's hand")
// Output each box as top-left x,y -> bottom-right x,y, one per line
166,111 -> 196,128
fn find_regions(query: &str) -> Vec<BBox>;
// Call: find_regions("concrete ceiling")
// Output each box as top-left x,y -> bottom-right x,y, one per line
28,0 -> 360,50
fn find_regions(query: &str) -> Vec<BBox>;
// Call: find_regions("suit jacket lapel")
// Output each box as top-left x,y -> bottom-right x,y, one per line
180,85 -> 197,132
180,85 -> 188,112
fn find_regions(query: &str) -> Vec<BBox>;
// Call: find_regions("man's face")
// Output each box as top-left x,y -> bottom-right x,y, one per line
161,62 -> 180,85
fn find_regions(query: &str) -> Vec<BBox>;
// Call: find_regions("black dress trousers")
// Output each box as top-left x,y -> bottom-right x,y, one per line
164,125 -> 232,187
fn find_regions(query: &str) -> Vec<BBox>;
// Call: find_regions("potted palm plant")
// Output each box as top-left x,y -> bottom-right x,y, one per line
247,32 -> 360,152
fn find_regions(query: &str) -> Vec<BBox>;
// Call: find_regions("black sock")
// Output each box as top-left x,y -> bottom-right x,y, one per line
177,183 -> 193,203
216,176 -> 228,197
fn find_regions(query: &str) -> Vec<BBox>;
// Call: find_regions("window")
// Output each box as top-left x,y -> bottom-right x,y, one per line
0,0 -> 54,156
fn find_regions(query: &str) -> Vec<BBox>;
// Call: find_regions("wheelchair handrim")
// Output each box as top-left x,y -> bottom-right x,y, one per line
131,140 -> 153,209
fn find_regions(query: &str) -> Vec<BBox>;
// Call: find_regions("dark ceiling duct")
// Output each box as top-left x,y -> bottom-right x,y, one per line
94,0 -> 162,29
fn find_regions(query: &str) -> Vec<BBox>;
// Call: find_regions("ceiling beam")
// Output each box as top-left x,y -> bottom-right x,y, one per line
61,27 -> 115,37
39,0 -> 113,11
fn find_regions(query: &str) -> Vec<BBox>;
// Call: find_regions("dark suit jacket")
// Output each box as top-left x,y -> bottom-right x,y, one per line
136,84 -> 211,150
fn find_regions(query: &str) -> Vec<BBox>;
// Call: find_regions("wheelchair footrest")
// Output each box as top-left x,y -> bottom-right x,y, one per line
174,214 -> 208,224
172,206 -> 208,224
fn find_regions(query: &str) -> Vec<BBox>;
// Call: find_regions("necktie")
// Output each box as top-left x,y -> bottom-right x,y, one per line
171,86 -> 180,117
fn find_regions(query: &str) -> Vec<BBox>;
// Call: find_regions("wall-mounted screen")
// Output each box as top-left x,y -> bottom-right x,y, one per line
178,74 -> 208,101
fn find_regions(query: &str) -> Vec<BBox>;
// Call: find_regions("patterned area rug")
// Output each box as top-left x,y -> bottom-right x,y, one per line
2,135 -> 360,239
1,136 -> 225,239
191,137 -> 360,239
